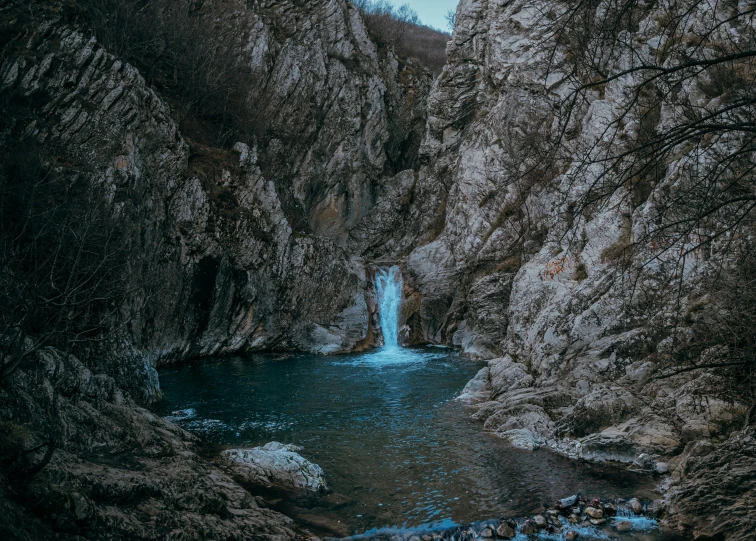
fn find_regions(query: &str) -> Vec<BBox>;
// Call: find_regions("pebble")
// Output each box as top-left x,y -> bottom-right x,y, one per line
480,528 -> 494,538
496,521 -> 515,539
565,531 -> 579,540
655,462 -> 669,474
533,515 -> 547,528
585,507 -> 604,519
628,498 -> 643,515
520,521 -> 538,535
603,502 -> 617,516
558,495 -> 578,508
616,521 -> 633,533
421,536 -> 432,541
589,518 -> 607,526
568,514 -> 580,524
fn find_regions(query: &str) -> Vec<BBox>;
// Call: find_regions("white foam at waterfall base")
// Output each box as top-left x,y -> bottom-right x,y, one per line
375,266 -> 403,350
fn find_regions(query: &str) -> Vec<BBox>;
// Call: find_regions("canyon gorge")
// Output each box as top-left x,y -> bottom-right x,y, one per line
0,0 -> 754,540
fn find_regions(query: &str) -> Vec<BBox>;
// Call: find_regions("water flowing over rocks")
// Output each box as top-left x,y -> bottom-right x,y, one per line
375,266 -> 404,349
1,0 -> 754,538
325,495 -> 669,541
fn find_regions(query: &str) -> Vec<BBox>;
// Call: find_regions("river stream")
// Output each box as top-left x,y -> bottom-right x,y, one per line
155,347 -> 667,538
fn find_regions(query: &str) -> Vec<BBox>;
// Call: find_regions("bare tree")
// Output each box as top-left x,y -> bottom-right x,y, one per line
0,145 -> 130,381
445,8 -> 456,31
540,0 -> 756,251
352,0 -> 449,73
529,0 -> 756,401
85,0 -> 270,146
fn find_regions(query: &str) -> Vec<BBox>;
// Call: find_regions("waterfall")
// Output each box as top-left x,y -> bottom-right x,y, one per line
375,266 -> 403,349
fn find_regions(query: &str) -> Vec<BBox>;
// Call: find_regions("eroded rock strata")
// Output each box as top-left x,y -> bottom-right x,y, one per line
0,0 -> 429,537
1,0 -> 754,539
381,0 -> 755,537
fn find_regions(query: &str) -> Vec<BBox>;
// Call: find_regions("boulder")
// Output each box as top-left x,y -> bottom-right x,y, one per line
224,442 -> 327,492
584,507 -> 603,519
496,520 -> 516,539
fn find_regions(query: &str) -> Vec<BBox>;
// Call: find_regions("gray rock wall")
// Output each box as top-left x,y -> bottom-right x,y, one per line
388,0 -> 751,455
384,0 -> 754,537
0,0 -> 432,370
0,1 -> 433,537
1,0 -> 753,538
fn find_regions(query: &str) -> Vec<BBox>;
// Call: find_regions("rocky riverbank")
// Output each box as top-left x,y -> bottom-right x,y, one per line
324,496 -> 675,541
0,347 -> 296,541
1,0 -> 754,538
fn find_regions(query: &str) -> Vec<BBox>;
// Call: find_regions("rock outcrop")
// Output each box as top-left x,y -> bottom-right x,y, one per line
0,0 -> 432,366
0,0 -> 432,538
0,347 -> 295,541
225,443 -> 328,493
353,0 -> 753,537
1,0 -> 754,538
663,427 -> 756,540
380,0 -> 752,470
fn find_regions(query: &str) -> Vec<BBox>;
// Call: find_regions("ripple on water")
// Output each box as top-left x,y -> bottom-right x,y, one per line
336,348 -> 450,367
154,347 -> 665,537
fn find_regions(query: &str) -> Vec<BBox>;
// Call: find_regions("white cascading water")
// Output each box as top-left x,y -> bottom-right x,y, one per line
374,266 -> 403,350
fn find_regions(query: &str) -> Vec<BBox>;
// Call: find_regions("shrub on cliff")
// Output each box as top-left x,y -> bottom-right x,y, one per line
0,145 -> 129,381
84,0 -> 269,147
542,0 -> 756,404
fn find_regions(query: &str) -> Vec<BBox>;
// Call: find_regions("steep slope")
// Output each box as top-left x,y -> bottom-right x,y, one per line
1,0 -> 754,538
0,0 -> 433,367
350,0 -> 755,537
0,0 -> 433,537
0,347 -> 296,541
392,0 -> 753,452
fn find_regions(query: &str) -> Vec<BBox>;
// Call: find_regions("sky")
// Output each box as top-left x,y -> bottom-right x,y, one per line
404,0 -> 460,31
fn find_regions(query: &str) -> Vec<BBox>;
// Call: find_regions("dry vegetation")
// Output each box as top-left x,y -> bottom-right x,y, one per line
0,144 -> 131,383
84,0 -> 269,147
83,0 -> 449,147
351,0 -> 450,74
540,0 -> 756,406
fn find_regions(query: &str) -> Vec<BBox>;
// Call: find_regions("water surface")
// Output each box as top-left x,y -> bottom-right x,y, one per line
156,347 -> 662,536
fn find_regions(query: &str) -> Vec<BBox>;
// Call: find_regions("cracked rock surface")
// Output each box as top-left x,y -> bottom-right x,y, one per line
225,443 -> 328,493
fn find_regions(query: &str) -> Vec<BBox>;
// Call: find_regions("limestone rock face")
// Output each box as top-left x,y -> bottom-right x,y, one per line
353,0 -> 753,535
224,0 -> 432,243
0,0 -> 430,537
0,347 -> 295,541
0,0 -> 431,367
225,443 -> 328,493
456,366 -> 491,405
1,0 -> 753,538
384,0 -> 750,471
663,428 -> 756,540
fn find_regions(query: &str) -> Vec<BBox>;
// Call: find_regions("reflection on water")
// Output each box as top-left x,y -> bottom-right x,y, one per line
156,347 -> 661,536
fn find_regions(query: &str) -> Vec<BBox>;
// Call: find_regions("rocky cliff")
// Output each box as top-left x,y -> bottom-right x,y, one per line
373,0 -> 754,538
0,0 -> 431,537
0,0 -> 433,369
1,0 -> 754,539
